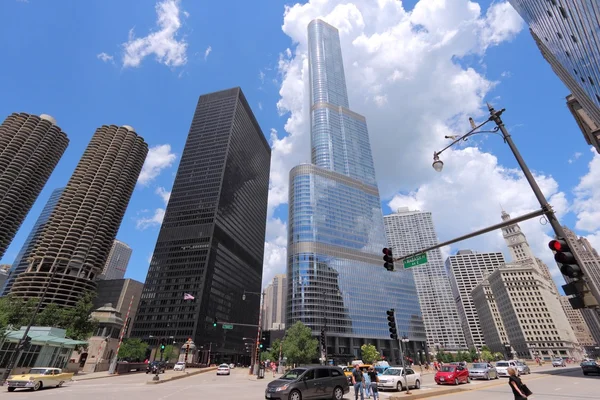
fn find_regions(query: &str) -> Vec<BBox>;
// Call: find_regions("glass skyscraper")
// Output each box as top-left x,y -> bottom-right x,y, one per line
508,1 -> 600,137
287,19 -> 426,364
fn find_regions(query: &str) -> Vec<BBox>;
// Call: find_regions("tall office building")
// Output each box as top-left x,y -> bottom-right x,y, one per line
263,274 -> 287,331
10,125 -> 148,307
509,0 -> 600,147
446,250 -> 505,349
559,296 -> 596,350
0,264 -> 10,293
99,240 -> 132,280
1,187 -> 64,296
385,208 -> 466,351
471,280 -> 510,355
562,227 -> 600,346
0,113 -> 68,259
287,20 -> 427,364
130,88 -> 271,362
94,279 -> 144,337
566,94 -> 600,154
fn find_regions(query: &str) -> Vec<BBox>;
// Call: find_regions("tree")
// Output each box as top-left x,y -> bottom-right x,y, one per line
61,291 -> 98,341
480,350 -> 493,362
266,338 -> 283,362
162,344 -> 179,362
493,352 -> 504,361
468,348 -> 478,362
118,338 -> 149,361
281,321 -> 318,365
480,345 -> 491,353
361,344 -> 381,364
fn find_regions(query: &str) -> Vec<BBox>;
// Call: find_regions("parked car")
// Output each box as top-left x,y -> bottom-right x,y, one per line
434,364 -> 470,385
6,368 -> 73,392
173,362 -> 186,371
377,367 -> 421,391
374,365 -> 390,375
495,360 -> 519,377
229,363 -> 236,369
515,361 -> 530,375
581,360 -> 600,376
469,362 -> 498,380
552,358 -> 566,367
265,366 -> 349,400
217,364 -> 231,375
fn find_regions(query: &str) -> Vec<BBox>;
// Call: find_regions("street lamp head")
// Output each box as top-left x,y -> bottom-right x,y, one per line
432,153 -> 444,172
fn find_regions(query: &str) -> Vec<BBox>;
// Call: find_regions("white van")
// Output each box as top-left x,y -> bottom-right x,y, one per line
495,360 -> 519,377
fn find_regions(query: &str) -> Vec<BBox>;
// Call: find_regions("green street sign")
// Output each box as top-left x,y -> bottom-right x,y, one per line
222,324 -> 234,330
403,253 -> 428,269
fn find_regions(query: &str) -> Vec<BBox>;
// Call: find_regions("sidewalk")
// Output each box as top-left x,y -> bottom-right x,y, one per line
71,367 -> 211,382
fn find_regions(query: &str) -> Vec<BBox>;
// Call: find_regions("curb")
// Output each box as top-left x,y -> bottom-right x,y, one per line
388,367 -> 580,400
146,367 -> 217,384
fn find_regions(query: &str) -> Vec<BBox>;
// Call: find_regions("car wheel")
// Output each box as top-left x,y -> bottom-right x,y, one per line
7,387 -> 15,392
396,381 -> 403,391
583,372 -> 588,376
414,380 -> 421,390
454,378 -> 459,385
332,386 -> 344,400
289,389 -> 302,400
57,381 -> 64,388
32,381 -> 42,391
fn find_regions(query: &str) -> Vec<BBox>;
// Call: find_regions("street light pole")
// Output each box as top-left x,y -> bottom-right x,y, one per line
243,290 -> 265,376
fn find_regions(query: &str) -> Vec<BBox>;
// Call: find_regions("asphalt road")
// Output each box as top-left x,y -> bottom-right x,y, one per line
0,365 -> 593,399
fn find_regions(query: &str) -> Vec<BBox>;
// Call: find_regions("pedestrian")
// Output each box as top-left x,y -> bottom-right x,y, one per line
367,366 -> 379,400
271,362 -> 277,377
351,364 -> 364,400
362,368 -> 371,399
507,367 -> 530,399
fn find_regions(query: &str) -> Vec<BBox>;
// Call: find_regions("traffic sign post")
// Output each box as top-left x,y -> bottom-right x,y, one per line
222,324 -> 234,330
403,253 -> 428,269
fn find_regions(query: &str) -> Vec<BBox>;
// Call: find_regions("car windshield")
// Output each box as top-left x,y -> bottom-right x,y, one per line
382,368 -> 403,376
582,361 -> 596,366
516,362 -> 525,366
28,369 -> 49,375
176,362 -> 184,365
374,366 -> 386,374
472,363 -> 487,369
218,364 -> 229,368
280,368 -> 306,380
439,366 -> 455,372
496,362 -> 509,367
554,358 -> 562,361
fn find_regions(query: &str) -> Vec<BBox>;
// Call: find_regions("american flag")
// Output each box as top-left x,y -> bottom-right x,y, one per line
184,293 -> 195,300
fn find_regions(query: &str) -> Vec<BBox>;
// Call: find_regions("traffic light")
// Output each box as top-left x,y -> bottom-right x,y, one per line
261,331 -> 271,349
387,309 -> 397,340
320,328 -> 326,348
383,248 -> 395,272
159,338 -> 166,352
213,317 -> 218,327
549,239 -> 581,278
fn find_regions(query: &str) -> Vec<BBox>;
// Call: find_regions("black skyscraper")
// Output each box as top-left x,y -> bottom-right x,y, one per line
130,88 -> 271,362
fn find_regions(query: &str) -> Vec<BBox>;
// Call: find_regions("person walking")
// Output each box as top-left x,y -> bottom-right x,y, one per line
351,364 -> 364,400
362,368 -> 371,399
271,361 -> 277,377
507,367 -> 530,399
367,366 -> 379,400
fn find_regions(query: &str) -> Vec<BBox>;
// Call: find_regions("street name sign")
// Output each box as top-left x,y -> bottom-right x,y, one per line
403,253 -> 428,269
222,324 -> 234,330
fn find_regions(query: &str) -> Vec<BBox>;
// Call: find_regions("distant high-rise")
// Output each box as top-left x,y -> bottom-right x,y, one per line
263,274 -> 287,331
1,187 -> 64,296
94,278 -> 143,338
287,19 -> 427,364
130,88 -> 271,360
446,250 -> 505,349
99,240 -> 132,281
0,113 -> 68,259
385,208 -> 466,351
508,1 -> 600,139
10,125 -> 148,307
471,279 -> 509,355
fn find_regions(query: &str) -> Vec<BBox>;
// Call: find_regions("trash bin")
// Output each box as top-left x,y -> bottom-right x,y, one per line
258,364 -> 265,379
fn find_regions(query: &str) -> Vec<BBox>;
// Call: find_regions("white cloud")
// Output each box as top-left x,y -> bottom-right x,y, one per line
204,46 -> 212,60
262,0 -> 527,287
259,70 -> 266,84
155,187 -> 171,205
97,52 -> 114,63
122,0 -> 188,68
138,144 -> 177,185
568,151 -> 583,164
136,208 -> 165,230
258,102 -> 263,111
573,149 -> 600,232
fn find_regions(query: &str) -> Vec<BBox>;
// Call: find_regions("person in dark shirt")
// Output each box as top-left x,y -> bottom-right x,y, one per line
507,367 -> 527,399
367,367 -> 379,400
351,364 -> 364,400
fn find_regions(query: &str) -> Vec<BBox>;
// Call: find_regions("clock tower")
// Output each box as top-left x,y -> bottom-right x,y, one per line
501,210 -> 537,263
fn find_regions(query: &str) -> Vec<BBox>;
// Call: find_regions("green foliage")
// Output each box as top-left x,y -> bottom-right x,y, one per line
435,350 -> 454,363
480,350 -> 493,362
281,321 -> 318,365
118,338 -> 149,361
480,345 -> 491,353
0,292 -> 98,342
361,344 -> 381,364
468,348 -> 478,361
263,338 -> 283,362
493,352 -> 504,361
162,344 -> 179,362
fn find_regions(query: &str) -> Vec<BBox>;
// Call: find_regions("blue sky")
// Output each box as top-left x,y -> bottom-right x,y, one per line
1,0 -> 598,289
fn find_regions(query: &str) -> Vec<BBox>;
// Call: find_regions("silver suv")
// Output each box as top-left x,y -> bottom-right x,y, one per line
265,366 -> 349,400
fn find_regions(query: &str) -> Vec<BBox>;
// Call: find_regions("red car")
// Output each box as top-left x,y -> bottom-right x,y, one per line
435,365 -> 470,385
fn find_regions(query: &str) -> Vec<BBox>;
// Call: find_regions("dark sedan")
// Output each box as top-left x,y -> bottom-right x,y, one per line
581,361 -> 600,376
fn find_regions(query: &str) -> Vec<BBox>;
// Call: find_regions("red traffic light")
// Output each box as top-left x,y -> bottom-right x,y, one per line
382,247 -> 391,255
548,239 -> 564,251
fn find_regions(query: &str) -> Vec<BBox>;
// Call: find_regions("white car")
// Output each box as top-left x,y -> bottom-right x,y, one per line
229,363 -> 236,369
552,358 -> 566,367
377,367 -> 421,391
496,360 -> 519,377
173,362 -> 186,371
217,364 -> 231,375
